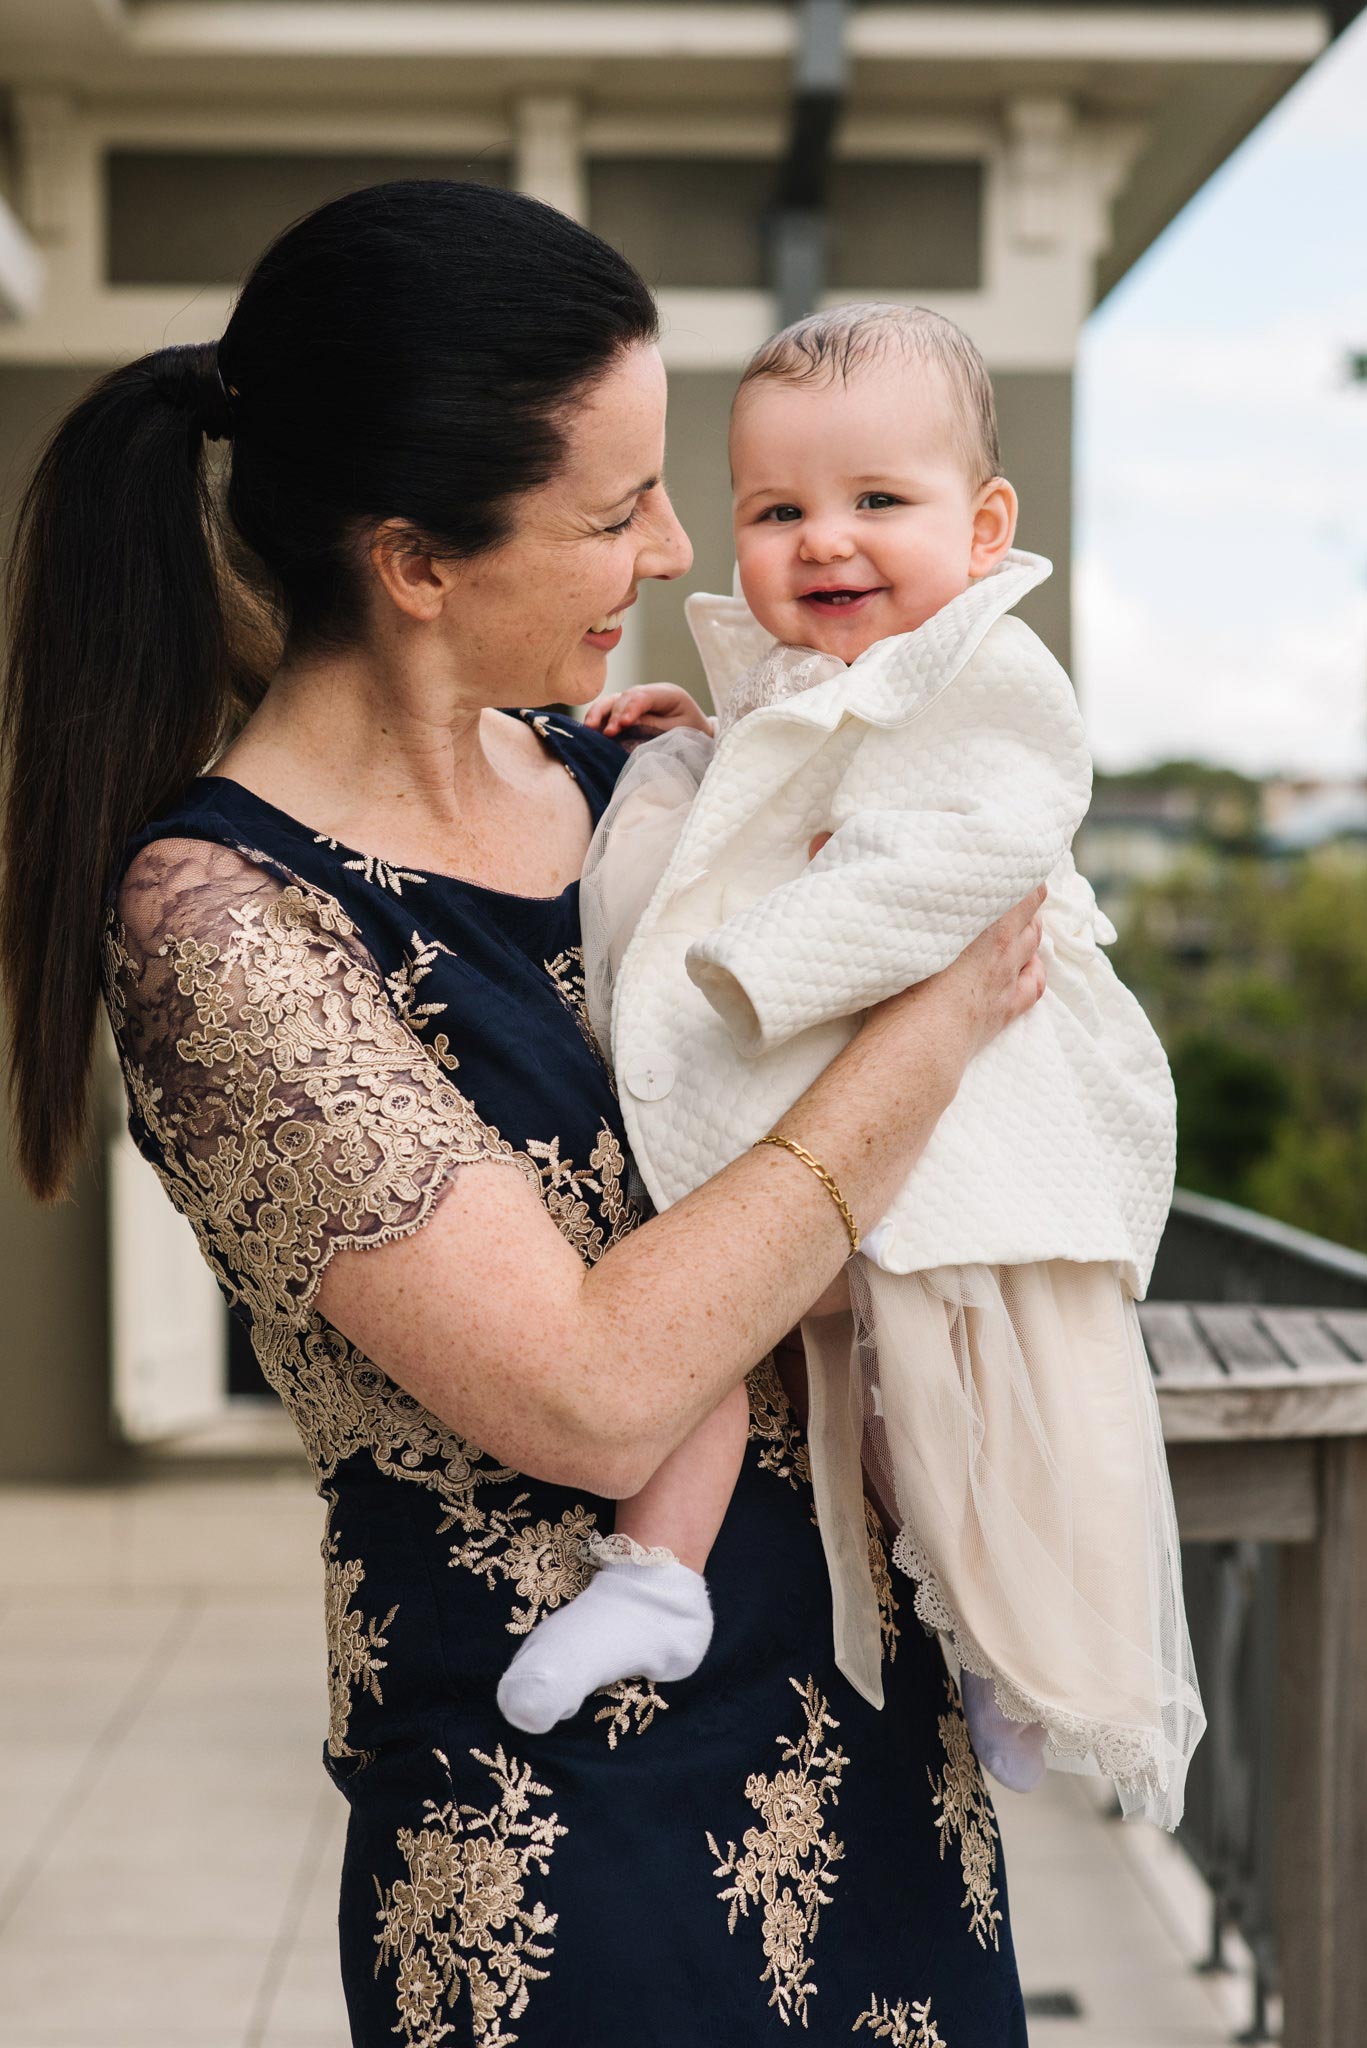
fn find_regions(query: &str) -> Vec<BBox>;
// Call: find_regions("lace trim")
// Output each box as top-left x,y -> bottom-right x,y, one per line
585,1531 -> 681,1569
715,643 -> 841,735
890,1527 -> 1169,1806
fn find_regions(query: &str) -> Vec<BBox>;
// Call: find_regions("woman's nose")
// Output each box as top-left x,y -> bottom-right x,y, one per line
638,487 -> 693,582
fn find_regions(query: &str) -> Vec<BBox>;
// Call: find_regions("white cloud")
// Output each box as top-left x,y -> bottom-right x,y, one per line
1074,551 -> 1367,778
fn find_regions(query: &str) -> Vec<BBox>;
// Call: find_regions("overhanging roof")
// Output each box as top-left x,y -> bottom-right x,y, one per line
0,3 -> 1359,303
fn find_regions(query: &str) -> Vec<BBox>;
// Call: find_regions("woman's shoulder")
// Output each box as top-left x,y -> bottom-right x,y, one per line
520,708 -> 628,820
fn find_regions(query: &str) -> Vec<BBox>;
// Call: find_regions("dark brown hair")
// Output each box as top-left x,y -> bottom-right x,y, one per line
1,179 -> 658,1199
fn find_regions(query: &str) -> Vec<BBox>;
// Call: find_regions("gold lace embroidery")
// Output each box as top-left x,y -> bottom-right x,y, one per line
928,1680 -> 1003,1952
526,1124 -> 635,1266
527,713 -> 581,780
441,1500 -> 597,1635
864,1499 -> 900,1663
102,869 -> 526,1344
853,1994 -> 947,2044
324,1510 -> 397,1763
309,829 -> 429,897
387,931 -> 461,1072
747,1357 -> 814,1494
705,1674 -> 849,2028
594,1677 -> 670,1748
374,1744 -> 566,2046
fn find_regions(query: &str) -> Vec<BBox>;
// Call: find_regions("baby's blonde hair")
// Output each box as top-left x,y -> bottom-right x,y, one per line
736,302 -> 1002,489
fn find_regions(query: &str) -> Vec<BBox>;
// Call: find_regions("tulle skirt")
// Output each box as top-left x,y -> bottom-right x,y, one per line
839,1257 -> 1203,1828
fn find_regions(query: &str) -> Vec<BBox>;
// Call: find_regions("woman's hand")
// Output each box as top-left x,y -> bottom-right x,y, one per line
862,885 -> 1047,1061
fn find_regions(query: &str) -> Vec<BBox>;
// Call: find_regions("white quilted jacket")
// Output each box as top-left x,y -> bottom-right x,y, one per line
605,550 -> 1176,1297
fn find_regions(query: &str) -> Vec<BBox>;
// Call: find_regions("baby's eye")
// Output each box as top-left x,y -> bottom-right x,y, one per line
858,492 -> 902,511
759,503 -> 802,523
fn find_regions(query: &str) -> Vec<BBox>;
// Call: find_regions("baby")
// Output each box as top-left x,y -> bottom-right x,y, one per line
497,305 -> 1203,1824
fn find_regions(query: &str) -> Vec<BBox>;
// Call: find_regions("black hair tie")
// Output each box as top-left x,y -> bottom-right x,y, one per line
147,342 -> 235,443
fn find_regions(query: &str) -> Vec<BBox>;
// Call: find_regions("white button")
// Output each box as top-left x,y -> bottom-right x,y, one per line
623,1055 -> 676,1101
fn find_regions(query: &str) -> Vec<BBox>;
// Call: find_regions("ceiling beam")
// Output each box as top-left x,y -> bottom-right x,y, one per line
101,4 -> 1330,68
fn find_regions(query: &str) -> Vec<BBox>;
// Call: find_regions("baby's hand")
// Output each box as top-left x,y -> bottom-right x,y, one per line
583,683 -> 716,747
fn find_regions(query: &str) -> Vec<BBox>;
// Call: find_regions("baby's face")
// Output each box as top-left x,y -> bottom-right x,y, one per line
730,360 -> 993,661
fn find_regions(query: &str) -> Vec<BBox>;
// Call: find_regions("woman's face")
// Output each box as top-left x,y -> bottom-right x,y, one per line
445,342 -> 692,708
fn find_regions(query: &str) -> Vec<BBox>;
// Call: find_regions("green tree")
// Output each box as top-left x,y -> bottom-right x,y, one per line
1110,846 -> 1367,1253
1168,1032 -> 1291,1200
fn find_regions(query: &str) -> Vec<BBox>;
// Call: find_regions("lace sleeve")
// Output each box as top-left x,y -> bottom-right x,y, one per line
102,836 -> 523,1333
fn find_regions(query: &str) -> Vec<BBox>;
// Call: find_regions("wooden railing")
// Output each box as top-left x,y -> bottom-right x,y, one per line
1145,1192 -> 1367,2048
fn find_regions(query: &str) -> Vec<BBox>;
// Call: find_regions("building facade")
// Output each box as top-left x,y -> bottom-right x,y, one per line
0,1 -> 1357,1470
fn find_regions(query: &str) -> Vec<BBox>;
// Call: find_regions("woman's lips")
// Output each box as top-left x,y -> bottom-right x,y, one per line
583,595 -> 636,649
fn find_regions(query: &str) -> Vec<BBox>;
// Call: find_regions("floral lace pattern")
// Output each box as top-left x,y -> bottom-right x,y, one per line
374,1744 -> 566,2046
324,1510 -> 397,1763
853,1994 -> 947,2044
705,1675 -> 849,2028
443,1499 -> 599,1636
927,1681 -> 1003,1952
594,1677 -> 670,1749
543,946 -> 610,1075
102,842 -> 528,1345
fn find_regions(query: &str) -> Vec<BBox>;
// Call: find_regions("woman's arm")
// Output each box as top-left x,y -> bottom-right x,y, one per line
317,888 -> 1046,1499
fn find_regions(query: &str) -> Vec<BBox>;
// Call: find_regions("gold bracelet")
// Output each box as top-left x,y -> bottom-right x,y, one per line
755,1133 -> 860,1258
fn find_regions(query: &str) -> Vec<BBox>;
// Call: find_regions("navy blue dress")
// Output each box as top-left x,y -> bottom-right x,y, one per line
101,710 -> 1028,2046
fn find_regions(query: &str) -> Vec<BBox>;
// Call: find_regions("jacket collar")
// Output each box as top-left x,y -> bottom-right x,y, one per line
685,548 -> 1052,734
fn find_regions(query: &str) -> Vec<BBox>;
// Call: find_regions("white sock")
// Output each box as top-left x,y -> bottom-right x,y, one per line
497,1556 -> 714,1736
960,1669 -> 1048,1793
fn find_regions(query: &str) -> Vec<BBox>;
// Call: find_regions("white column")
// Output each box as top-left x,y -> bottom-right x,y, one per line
0,199 -> 42,322
1004,96 -> 1075,252
514,94 -> 586,222
7,91 -> 104,347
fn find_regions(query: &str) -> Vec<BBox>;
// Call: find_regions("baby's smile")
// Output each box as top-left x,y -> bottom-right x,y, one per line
800,584 -> 886,609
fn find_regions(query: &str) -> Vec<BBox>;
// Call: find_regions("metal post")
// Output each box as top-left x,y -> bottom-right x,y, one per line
767,0 -> 849,327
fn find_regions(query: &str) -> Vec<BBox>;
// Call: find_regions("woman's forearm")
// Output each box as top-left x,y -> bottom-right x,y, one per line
568,983 -> 963,1483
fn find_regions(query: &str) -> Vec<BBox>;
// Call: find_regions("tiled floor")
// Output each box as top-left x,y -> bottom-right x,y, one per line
0,1465 -> 1255,2047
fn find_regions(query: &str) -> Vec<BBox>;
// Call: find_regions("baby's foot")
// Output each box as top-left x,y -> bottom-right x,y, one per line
497,1554 -> 713,1736
960,1670 -> 1048,1793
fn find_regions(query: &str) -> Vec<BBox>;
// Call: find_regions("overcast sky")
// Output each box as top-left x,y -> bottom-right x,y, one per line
1076,11 -> 1367,777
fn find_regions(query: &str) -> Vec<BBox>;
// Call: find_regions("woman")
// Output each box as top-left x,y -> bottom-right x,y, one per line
1,182 -> 1045,2044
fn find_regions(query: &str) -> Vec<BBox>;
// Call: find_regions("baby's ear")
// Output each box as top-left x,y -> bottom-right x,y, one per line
968,478 -> 1019,577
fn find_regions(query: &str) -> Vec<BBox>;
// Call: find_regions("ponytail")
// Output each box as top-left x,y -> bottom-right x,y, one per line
0,342 -> 264,1200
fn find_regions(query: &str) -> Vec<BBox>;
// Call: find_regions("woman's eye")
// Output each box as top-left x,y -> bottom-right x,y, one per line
859,492 -> 901,511
603,507 -> 638,535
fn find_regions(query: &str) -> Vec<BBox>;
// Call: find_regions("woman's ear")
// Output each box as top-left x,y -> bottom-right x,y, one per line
968,478 -> 1019,578
368,518 -> 456,623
